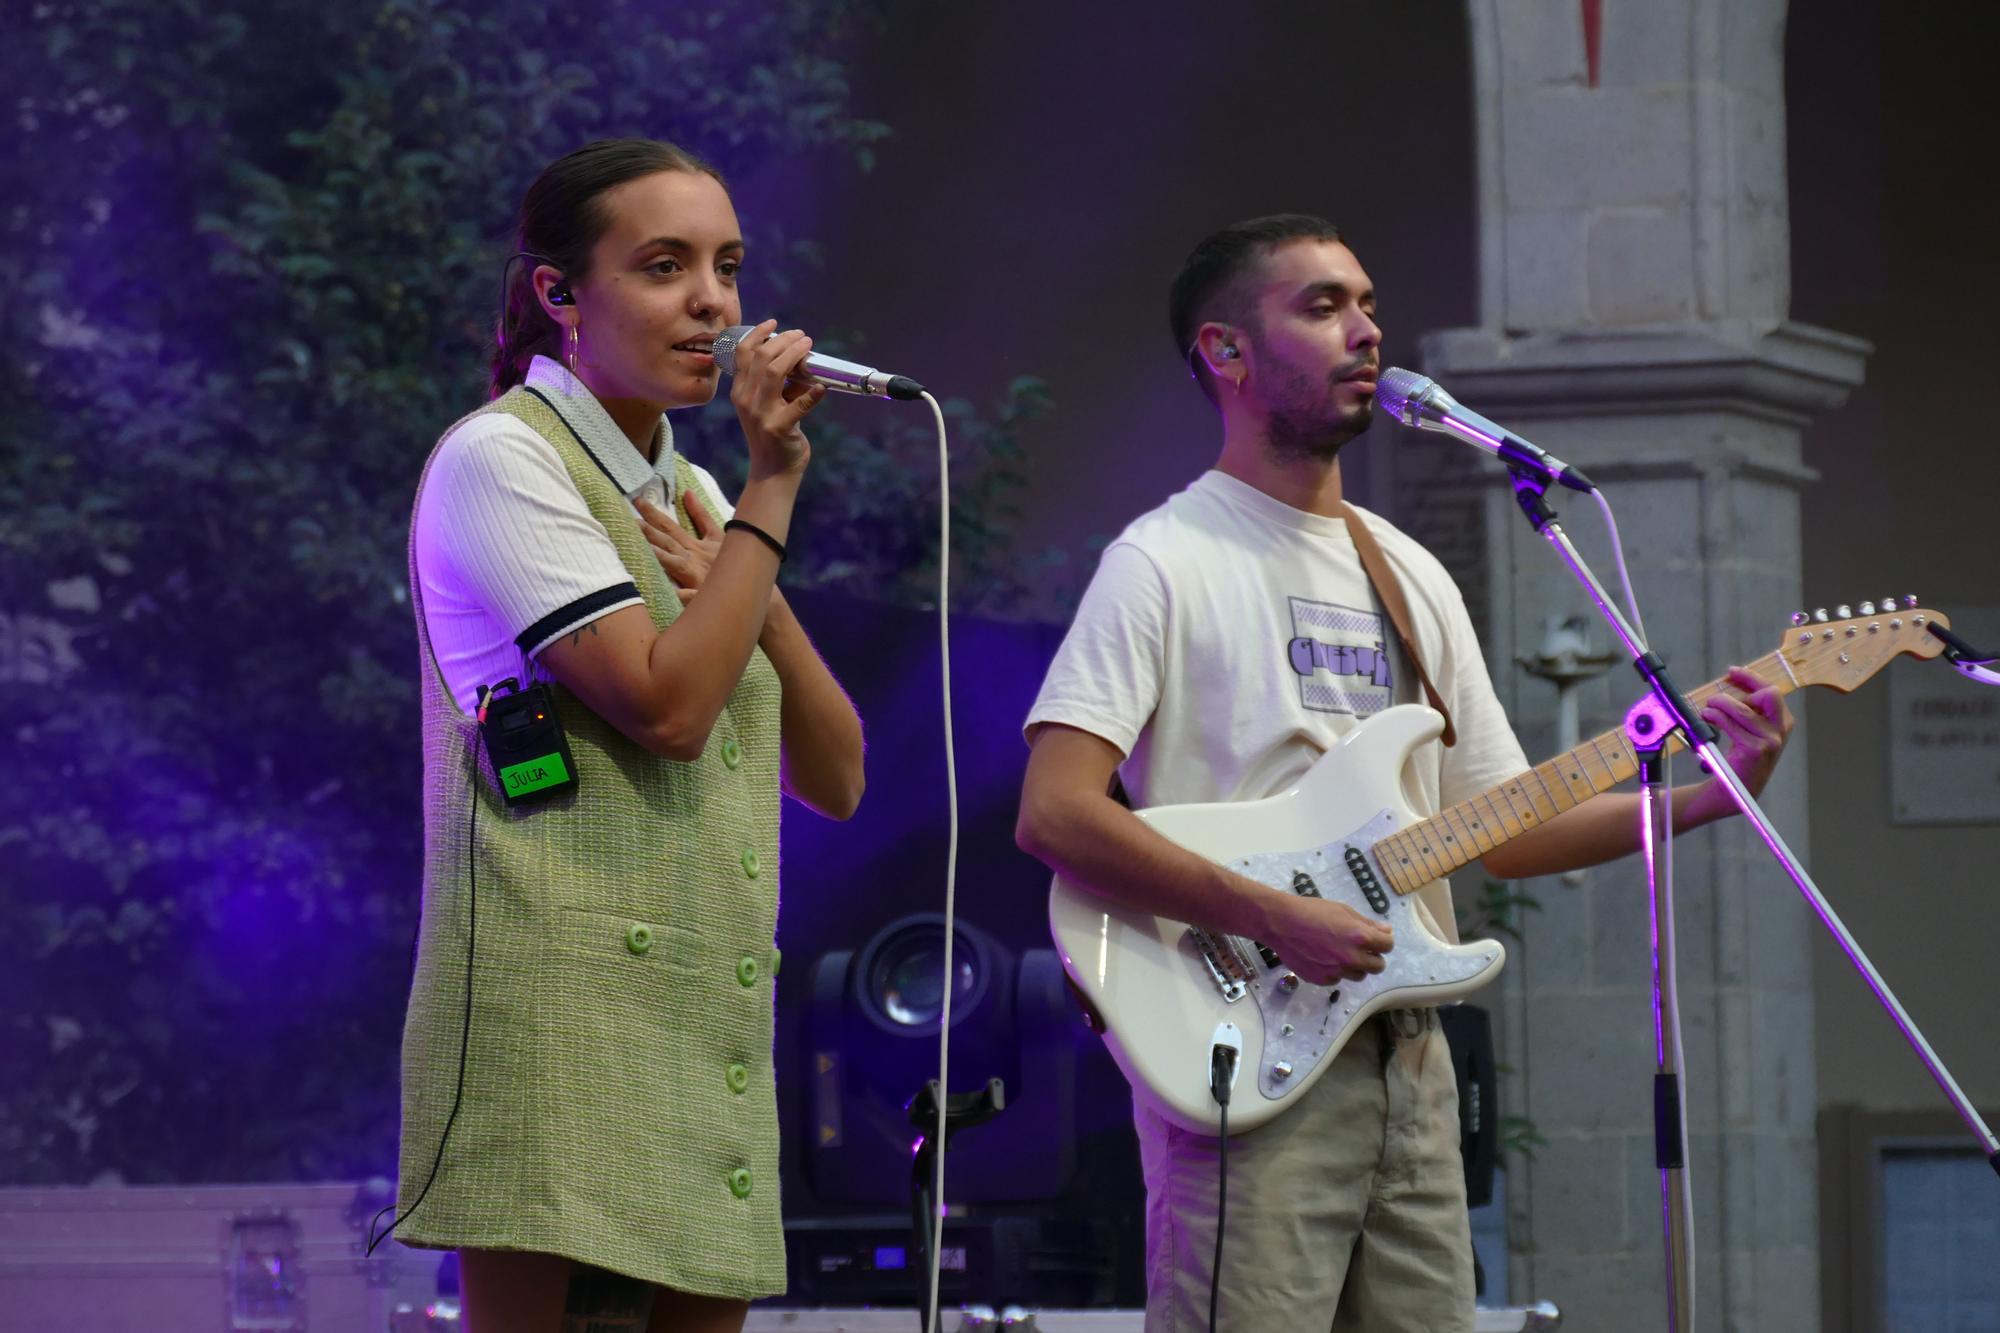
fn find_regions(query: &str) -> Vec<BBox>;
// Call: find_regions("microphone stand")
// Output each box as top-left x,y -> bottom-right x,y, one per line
1501,469 -> 2000,1333
907,1077 -> 1006,1333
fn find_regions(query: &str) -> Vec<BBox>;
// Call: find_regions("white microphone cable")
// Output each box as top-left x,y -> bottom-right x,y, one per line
1587,486 -> 1648,645
1587,487 -> 1699,1320
717,333 -> 959,1324
1382,363 -> 1688,1306
919,390 -> 960,1333
1526,455 -> 1695,1318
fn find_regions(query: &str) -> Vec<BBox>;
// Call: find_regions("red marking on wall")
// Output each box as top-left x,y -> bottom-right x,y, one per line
1582,0 -> 1603,88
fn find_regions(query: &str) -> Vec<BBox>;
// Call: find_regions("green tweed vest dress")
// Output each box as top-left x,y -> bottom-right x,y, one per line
397,388 -> 785,1298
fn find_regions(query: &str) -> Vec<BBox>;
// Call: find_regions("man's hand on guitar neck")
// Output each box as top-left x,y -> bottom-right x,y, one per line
1482,664 -> 1796,880
1676,664 -> 1795,827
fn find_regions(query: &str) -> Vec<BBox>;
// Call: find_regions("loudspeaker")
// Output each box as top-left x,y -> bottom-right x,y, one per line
1439,1003 -> 1498,1208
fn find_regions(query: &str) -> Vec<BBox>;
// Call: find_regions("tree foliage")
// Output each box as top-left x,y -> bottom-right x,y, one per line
0,0 -> 1049,1183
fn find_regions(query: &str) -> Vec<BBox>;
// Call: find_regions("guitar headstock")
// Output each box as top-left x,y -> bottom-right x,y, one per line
1776,598 -> 1951,693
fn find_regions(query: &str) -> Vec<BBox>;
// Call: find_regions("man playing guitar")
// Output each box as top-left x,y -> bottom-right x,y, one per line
1015,214 -> 1792,1331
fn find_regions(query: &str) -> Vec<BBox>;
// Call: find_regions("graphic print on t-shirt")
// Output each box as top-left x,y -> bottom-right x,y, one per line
1286,596 -> 1394,717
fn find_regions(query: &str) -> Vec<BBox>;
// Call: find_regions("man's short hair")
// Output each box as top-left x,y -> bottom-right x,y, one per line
1168,214 -> 1344,402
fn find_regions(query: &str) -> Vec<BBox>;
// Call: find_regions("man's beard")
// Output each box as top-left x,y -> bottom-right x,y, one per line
1264,364 -> 1372,462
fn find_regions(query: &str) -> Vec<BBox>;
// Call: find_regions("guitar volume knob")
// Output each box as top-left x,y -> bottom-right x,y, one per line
1271,1060 -> 1294,1081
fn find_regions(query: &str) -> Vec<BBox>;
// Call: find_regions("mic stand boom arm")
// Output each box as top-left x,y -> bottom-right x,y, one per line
1504,472 -> 2000,1172
1503,468 -> 2000,1332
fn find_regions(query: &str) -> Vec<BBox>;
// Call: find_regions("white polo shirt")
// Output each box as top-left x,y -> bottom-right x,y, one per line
413,355 -> 735,714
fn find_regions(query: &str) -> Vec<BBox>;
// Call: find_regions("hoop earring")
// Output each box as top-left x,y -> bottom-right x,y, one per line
566,322 -> 580,374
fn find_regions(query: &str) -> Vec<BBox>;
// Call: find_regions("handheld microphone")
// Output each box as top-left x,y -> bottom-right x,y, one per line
1375,367 -> 1596,493
711,324 -> 926,401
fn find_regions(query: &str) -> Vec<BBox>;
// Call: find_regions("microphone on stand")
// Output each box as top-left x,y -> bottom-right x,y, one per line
711,324 -> 926,401
1375,367 -> 1597,493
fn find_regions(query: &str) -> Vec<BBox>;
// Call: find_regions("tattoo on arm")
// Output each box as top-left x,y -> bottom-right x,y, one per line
566,621 -> 600,648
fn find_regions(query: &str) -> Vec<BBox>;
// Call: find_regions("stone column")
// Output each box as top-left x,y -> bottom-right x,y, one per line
1386,3 -> 1871,1328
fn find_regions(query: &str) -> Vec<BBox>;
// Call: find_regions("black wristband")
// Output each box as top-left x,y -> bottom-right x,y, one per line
724,517 -> 787,563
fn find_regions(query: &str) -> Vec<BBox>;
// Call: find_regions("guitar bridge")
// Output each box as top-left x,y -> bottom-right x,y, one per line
1185,926 -> 1250,1003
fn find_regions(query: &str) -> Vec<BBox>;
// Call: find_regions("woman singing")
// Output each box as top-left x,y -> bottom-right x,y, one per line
398,137 -> 865,1332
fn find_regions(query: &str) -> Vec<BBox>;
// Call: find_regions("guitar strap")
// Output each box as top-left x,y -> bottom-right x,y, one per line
1340,502 -> 1457,748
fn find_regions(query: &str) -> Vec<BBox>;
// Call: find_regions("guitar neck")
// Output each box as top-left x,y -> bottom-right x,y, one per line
1372,650 -> 1796,896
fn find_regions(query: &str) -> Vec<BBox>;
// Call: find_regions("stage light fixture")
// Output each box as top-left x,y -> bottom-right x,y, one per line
802,914 -> 1080,1208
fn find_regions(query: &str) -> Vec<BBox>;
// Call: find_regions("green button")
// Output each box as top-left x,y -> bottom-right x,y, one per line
736,955 -> 759,987
728,1167 -> 754,1199
625,923 -> 653,955
740,849 -> 760,878
770,947 -> 781,978
726,1062 -> 750,1094
721,737 -> 742,770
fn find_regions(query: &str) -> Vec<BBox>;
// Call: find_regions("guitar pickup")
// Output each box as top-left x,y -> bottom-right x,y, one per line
1344,845 -> 1391,915
1290,869 -> 1322,898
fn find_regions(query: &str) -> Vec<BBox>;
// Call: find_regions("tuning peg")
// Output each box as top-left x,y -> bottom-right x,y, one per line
1904,594 -> 1918,608
1860,600 -> 1877,615
1885,594 -> 1899,611
1812,608 -> 1829,623
1791,611 -> 1810,626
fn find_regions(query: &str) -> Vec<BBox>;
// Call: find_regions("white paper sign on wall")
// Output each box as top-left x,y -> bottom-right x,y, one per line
1890,606 -> 2000,825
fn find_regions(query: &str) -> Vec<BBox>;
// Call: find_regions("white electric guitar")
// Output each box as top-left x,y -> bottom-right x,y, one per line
1049,604 -> 1951,1134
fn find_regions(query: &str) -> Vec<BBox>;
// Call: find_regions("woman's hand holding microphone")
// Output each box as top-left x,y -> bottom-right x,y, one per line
726,318 -> 824,483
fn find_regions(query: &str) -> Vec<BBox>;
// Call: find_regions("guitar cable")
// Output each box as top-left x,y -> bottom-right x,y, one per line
1207,1043 -> 1237,1333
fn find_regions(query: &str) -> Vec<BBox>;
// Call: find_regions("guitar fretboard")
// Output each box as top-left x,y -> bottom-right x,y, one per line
1372,650 -> 1793,896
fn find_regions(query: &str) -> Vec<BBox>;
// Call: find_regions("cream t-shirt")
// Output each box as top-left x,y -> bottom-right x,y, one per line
1025,469 -> 1529,935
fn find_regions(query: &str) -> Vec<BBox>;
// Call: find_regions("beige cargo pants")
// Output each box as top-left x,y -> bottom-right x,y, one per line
1134,1010 -> 1473,1332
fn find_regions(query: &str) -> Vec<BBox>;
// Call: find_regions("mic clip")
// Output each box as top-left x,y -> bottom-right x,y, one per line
1497,437 -> 1597,496
1928,622 -> 2000,688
